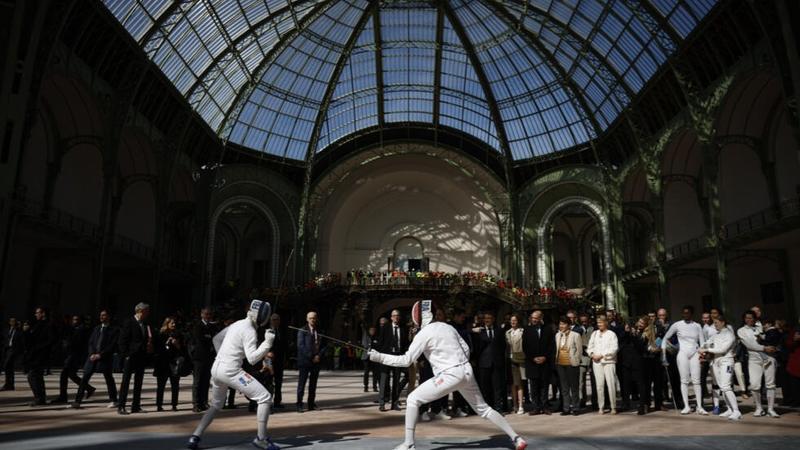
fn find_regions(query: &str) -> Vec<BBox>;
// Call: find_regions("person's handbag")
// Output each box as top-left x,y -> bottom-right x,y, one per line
171,355 -> 192,377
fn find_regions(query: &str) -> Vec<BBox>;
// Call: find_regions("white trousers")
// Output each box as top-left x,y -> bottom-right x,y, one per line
592,362 -> 617,410
748,355 -> 776,391
711,360 -> 734,393
406,364 -> 491,417
677,350 -> 701,384
208,361 -> 272,409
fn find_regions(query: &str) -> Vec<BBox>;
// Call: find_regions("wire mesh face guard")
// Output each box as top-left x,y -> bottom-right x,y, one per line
247,299 -> 271,327
412,300 -> 434,329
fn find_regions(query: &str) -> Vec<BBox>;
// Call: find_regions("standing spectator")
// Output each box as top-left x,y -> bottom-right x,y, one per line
71,310 -> 118,409
1,318 -> 22,391
523,310 -> 554,415
362,325 -> 379,393
476,312 -> 505,412
24,307 -> 53,406
505,314 -> 526,415
618,321 -> 646,413
699,311 -> 714,401
784,320 -> 800,407
738,310 -> 779,417
377,310 -> 407,412
578,314 -> 596,410
636,315 -> 663,414
191,308 -> 217,413
266,314 -> 287,409
656,307 -> 683,409
587,316 -> 619,414
53,315 -> 94,403
154,317 -> 185,412
117,302 -> 154,415
555,317 -> 582,415
296,311 -> 325,412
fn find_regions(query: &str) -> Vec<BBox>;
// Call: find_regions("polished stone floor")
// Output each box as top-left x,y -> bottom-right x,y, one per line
0,370 -> 798,449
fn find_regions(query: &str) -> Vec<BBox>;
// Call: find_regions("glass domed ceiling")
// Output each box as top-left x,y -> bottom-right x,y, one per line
102,0 -> 716,161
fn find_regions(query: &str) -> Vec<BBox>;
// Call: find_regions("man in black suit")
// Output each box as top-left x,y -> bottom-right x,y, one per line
191,308 -> 216,412
53,315 -> 94,403
523,309 -> 554,415
296,311 -> 326,412
1,318 -> 22,391
24,307 -> 53,406
117,302 -> 153,415
72,310 -> 119,408
266,313 -> 287,408
476,312 -> 506,411
377,309 -> 407,411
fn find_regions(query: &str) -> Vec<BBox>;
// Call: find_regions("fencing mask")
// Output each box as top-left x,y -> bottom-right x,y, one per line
412,300 -> 435,329
247,299 -> 272,327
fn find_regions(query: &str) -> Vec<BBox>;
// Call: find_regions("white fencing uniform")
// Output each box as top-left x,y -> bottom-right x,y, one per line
702,327 -> 739,418
370,321 -> 524,449
737,324 -> 778,415
192,318 -> 274,441
662,320 -> 705,413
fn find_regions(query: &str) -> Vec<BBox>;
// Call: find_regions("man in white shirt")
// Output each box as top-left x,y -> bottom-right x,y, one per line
369,301 -> 527,450
662,305 -> 706,415
187,300 -> 277,450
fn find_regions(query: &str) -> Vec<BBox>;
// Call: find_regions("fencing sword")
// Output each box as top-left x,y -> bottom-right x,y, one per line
663,358 -> 682,416
288,325 -> 367,352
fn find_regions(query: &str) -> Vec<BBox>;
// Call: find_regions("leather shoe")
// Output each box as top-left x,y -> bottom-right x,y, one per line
131,407 -> 144,413
379,405 -> 387,412
308,404 -> 321,411
529,410 -> 540,416
543,409 -> 552,415
193,406 -> 204,413
86,387 -> 96,400
391,404 -> 402,411
118,408 -> 130,415
296,404 -> 304,413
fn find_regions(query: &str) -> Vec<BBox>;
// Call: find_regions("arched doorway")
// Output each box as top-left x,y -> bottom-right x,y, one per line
392,236 -> 425,271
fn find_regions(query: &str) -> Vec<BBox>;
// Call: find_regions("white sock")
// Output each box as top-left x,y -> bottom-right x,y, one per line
257,402 -> 271,440
680,384 -> 690,408
485,409 -> 517,441
693,384 -> 703,409
405,403 -> 419,446
766,389 -> 775,411
724,391 -> 739,413
192,405 -> 218,437
752,390 -> 763,410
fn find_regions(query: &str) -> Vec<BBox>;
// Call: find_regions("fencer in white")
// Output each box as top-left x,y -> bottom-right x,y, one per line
187,300 -> 279,450
369,301 -> 527,450
662,307 -> 706,415
700,318 -> 740,421
738,312 -> 780,418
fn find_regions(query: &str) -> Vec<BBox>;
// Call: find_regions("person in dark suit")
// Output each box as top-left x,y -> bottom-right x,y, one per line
53,315 -> 94,403
24,307 -> 53,406
117,302 -> 154,415
1,318 -> 22,391
72,310 -> 119,408
476,312 -> 506,411
362,325 -> 380,393
296,311 -> 326,412
377,309 -> 407,411
266,313 -> 287,408
523,309 -> 555,415
191,308 -> 216,412
154,317 -> 185,412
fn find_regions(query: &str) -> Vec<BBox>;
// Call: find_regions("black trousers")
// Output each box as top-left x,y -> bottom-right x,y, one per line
379,364 -> 402,407
363,360 -> 378,390
3,352 -> 18,388
192,359 -> 212,408
118,356 -> 145,409
60,362 -> 92,399
527,363 -> 550,411
156,374 -> 180,408
700,360 -> 710,398
479,364 -> 505,410
620,362 -> 647,408
297,365 -> 320,406
557,365 -> 580,411
75,360 -> 117,404
665,354 -> 683,408
643,357 -> 664,409
27,367 -> 46,403
266,365 -> 284,406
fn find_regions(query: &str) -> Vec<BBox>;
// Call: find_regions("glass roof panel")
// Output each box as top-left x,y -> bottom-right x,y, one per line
102,0 -> 717,161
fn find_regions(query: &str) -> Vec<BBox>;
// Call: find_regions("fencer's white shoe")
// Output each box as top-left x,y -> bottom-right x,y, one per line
728,411 -> 742,421
392,443 -> 415,450
767,409 -> 780,418
680,407 -> 692,415
696,407 -> 708,416
252,436 -> 280,450
513,436 -> 528,450
434,411 -> 452,420
719,409 -> 733,418
186,435 -> 201,450
752,409 -> 765,417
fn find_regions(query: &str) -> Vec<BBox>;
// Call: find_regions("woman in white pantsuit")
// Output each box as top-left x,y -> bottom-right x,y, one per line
587,317 -> 619,414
